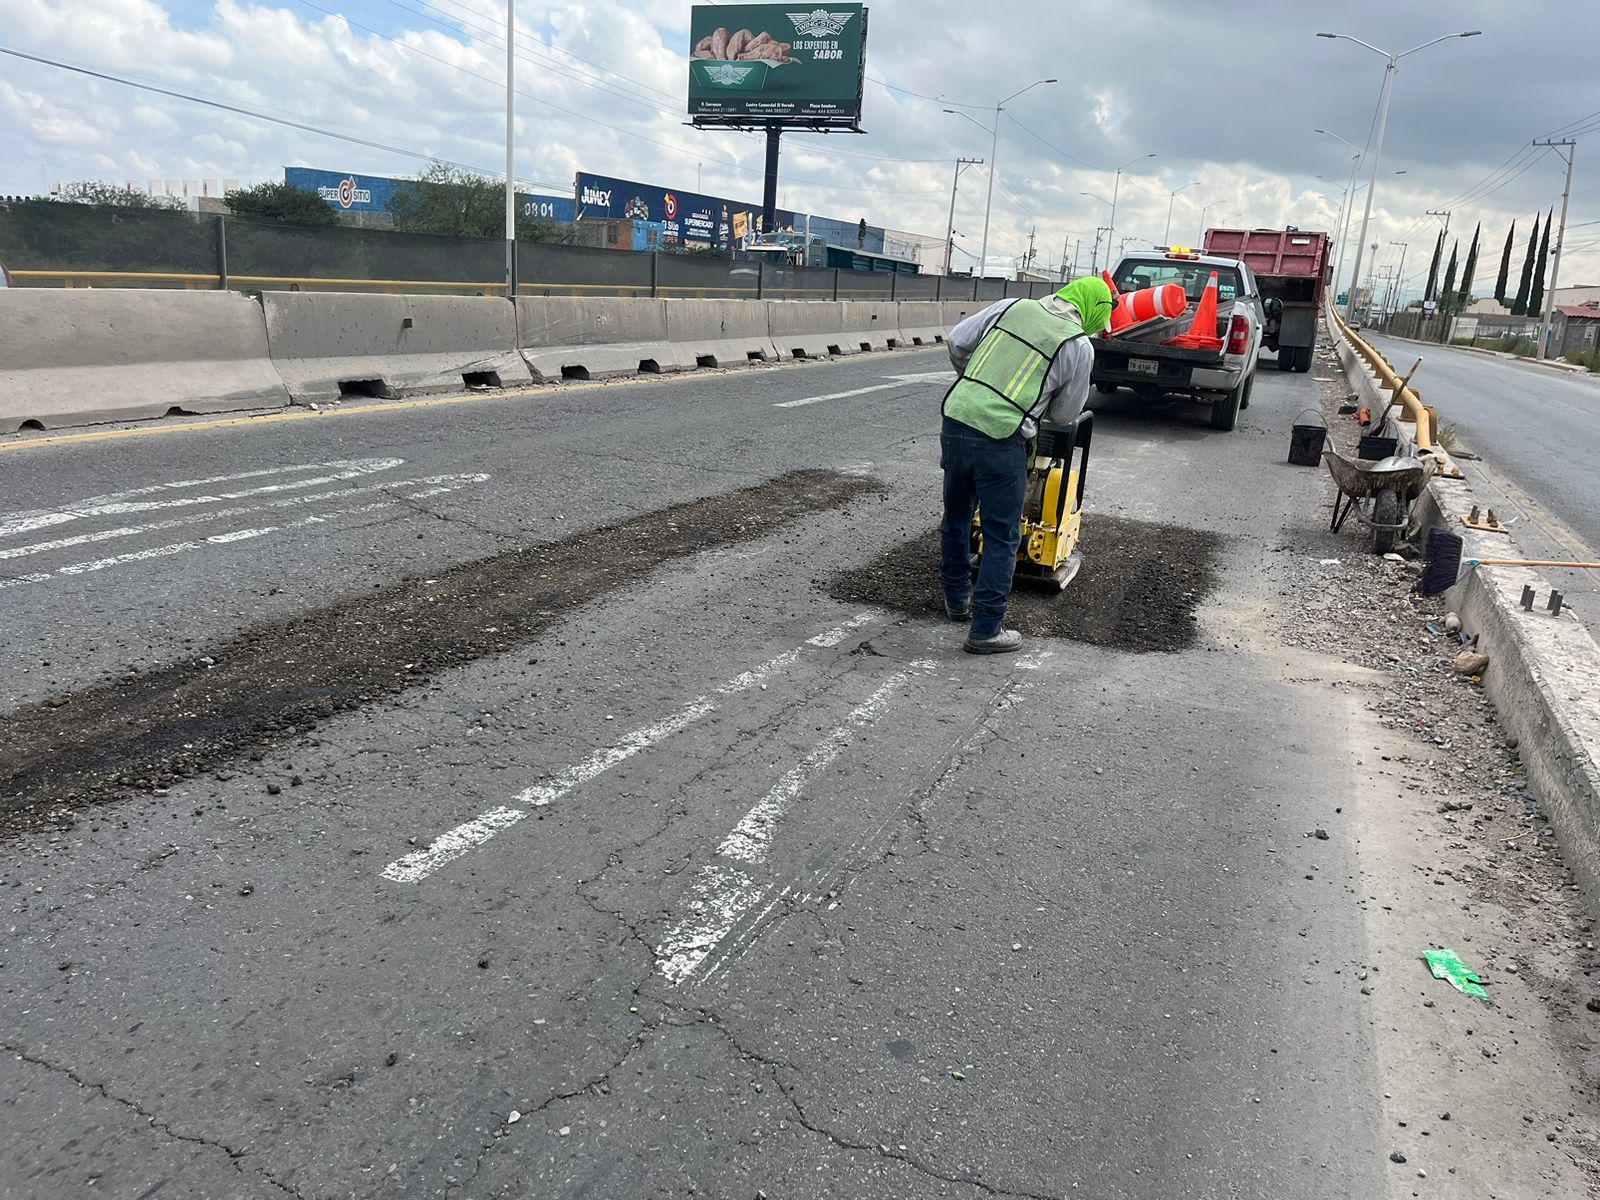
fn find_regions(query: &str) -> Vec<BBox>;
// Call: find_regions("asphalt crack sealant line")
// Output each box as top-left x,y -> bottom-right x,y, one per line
0,468 -> 882,834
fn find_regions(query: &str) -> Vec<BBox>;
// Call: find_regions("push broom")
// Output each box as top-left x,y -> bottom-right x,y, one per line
1421,526 -> 1600,597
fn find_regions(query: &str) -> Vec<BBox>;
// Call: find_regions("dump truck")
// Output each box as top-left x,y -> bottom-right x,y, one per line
1202,228 -> 1329,373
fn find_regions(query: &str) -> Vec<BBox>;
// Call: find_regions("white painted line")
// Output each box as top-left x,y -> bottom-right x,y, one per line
656,864 -> 769,985
806,613 -> 875,648
0,458 -> 404,539
718,663 -> 931,865
659,661 -> 932,986
381,806 -> 528,884
517,700 -> 717,807
774,371 -> 952,409
0,474 -> 489,563
381,639 -> 839,884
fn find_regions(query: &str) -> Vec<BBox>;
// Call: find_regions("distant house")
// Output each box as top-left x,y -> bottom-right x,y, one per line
1553,301 -> 1600,358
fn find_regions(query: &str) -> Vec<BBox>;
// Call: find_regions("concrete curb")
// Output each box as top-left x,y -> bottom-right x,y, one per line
0,290 -> 290,432
1327,313 -> 1600,902
517,297 -> 683,380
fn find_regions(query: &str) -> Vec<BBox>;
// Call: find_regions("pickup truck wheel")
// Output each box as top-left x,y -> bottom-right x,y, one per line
1293,345 -> 1313,373
1371,490 -> 1401,553
1239,373 -> 1254,411
1210,381 -> 1243,431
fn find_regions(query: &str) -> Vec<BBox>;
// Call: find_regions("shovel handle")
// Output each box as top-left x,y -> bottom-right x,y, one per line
1477,559 -> 1600,569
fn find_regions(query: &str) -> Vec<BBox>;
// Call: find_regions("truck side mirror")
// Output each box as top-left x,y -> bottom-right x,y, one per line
1264,297 -> 1284,319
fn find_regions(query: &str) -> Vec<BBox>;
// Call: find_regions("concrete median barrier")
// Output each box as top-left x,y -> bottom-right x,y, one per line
838,300 -> 897,352
0,289 -> 290,432
261,293 -> 530,404
768,301 -> 850,361
942,300 -> 981,333
662,299 -> 776,368
517,297 -> 682,380
896,301 -> 948,347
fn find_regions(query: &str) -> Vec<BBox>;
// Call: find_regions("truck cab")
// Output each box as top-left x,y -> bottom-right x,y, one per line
1091,248 -> 1266,431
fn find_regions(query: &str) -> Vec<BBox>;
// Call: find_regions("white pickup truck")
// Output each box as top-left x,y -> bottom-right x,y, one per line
1090,248 -> 1266,431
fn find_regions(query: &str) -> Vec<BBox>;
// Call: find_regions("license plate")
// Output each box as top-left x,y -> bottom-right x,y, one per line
1128,358 -> 1159,376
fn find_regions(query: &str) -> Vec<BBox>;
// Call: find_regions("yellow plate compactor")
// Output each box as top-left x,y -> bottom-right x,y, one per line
970,412 -> 1093,591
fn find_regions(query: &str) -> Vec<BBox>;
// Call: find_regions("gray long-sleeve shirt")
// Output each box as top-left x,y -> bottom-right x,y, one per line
947,295 -> 1095,438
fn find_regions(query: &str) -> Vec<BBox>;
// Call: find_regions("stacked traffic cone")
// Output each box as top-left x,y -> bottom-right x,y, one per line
1102,269 -> 1120,298
1163,271 -> 1224,352
1108,283 -> 1187,335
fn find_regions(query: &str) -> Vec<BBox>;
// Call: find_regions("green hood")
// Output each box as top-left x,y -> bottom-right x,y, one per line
1055,276 -> 1114,335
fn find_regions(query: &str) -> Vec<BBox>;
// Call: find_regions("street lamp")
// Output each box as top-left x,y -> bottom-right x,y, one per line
504,0 -> 516,294
1107,152 -> 1155,266
944,76 -> 1057,280
1317,28 -> 1482,322
1164,180 -> 1198,245
1315,128 -> 1364,304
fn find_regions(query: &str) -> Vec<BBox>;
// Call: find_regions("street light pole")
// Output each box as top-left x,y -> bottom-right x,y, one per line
1317,29 -> 1481,323
1315,129 -> 1364,307
1107,152 -> 1155,263
1164,180 -> 1197,245
504,0 -> 516,297
943,157 -> 982,275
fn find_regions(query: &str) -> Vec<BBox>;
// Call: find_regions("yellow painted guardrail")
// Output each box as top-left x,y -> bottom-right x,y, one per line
6,269 -> 858,300
1327,303 -> 1458,475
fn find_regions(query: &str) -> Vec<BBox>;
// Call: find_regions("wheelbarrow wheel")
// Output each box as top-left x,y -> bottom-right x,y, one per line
1371,489 -> 1401,554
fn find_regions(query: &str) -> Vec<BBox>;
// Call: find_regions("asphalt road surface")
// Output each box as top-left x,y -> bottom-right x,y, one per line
2,345 -> 1595,1198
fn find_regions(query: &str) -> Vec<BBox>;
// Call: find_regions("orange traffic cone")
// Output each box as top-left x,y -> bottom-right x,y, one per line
1108,283 -> 1187,335
1102,269 -> 1120,299
1163,271 -> 1225,352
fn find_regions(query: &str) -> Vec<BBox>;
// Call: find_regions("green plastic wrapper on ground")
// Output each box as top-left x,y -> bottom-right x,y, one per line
1422,948 -> 1490,1002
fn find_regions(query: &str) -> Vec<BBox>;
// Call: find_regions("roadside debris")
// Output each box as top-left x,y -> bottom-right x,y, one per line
1422,948 -> 1491,1003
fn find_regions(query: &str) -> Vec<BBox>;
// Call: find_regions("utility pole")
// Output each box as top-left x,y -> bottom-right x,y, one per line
504,0 -> 516,296
1025,226 -> 1037,273
943,157 -> 982,275
1535,138 -> 1577,360
1386,240 -> 1409,325
1090,226 -> 1109,274
1058,235 -> 1070,282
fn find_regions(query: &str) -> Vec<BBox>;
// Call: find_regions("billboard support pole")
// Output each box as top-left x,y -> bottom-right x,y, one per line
762,122 -> 781,235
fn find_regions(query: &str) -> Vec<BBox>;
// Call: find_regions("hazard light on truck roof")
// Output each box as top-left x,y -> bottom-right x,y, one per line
1161,247 -> 1201,259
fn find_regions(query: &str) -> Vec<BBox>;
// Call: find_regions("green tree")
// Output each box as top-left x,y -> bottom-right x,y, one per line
1422,231 -> 1444,302
224,181 -> 338,225
1512,213 -> 1540,315
1456,223 -> 1481,311
390,160 -> 564,242
1527,207 -> 1553,321
1439,241 -> 1459,313
1493,221 -> 1515,307
54,180 -> 181,209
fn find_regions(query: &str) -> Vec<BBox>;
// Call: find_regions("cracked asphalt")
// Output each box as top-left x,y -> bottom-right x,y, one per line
3,346 -> 1597,1198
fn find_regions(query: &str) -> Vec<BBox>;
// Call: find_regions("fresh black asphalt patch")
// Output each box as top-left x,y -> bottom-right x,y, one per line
0,468 -> 881,834
830,515 -> 1223,653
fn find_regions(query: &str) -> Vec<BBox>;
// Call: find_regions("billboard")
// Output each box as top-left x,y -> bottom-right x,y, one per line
687,4 -> 867,125
576,172 -> 800,251
283,167 -> 574,223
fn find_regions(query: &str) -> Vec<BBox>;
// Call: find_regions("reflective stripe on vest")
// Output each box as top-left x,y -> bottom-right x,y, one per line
942,299 -> 1084,440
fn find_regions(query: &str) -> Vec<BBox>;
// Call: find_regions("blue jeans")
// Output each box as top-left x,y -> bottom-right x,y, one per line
939,417 -> 1026,640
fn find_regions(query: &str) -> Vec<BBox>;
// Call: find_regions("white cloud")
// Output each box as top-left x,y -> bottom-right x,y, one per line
0,0 -> 1595,290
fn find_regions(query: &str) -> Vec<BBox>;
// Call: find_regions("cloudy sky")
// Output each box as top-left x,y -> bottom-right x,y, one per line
2,0 -> 1597,300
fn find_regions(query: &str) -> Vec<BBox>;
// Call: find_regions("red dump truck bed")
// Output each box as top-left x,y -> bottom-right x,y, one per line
1202,228 -> 1329,372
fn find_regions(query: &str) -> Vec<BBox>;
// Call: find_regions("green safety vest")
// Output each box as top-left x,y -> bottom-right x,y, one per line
942,299 -> 1084,440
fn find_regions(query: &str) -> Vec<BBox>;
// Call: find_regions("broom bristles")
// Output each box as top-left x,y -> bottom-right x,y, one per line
1420,526 -> 1466,597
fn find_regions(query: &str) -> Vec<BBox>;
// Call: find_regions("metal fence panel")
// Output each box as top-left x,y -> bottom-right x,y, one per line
655,253 -> 758,299
759,264 -> 838,301
228,219 -> 502,291
520,242 -> 652,297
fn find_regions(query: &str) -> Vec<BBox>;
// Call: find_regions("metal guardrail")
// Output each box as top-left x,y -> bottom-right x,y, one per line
9,269 -> 839,299
1326,303 -> 1460,477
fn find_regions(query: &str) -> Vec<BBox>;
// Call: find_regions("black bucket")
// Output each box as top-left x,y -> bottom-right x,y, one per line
1288,409 -> 1327,466
1358,434 -> 1398,460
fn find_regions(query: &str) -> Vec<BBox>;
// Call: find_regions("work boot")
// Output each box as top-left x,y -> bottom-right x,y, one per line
963,628 -> 1022,655
944,597 -> 972,621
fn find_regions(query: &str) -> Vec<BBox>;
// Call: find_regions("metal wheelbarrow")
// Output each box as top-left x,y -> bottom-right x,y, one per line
1323,449 -> 1428,554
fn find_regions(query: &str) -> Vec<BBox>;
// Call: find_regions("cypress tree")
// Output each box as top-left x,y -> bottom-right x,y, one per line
1439,241 -> 1460,313
1456,223 -> 1481,311
1493,221 -> 1515,307
1512,213 -> 1540,315
1423,231 -> 1444,302
1527,207 -> 1553,321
